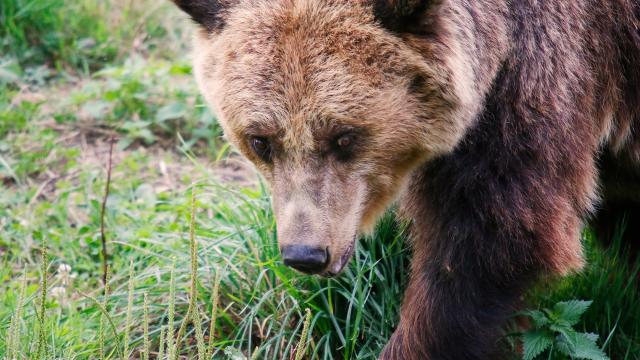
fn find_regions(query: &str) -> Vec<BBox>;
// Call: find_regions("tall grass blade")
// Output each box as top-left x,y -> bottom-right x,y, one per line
143,292 -> 150,360
206,272 -> 221,359
168,259 -> 177,360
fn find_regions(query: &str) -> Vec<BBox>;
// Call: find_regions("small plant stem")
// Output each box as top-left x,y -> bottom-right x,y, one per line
124,260 -> 135,359
100,265 -> 111,360
143,292 -> 150,360
100,137 -> 115,286
168,260 -> 177,360
36,238 -> 48,360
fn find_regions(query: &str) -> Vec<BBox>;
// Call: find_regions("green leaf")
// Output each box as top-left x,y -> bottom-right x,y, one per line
550,323 -> 577,340
555,332 -> 609,360
556,334 -> 573,357
552,300 -> 592,326
568,332 -> 609,360
522,329 -> 554,360
522,310 -> 550,328
584,332 -> 600,343
155,102 -> 187,123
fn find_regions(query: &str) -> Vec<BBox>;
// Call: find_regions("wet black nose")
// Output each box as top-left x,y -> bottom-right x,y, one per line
281,245 -> 329,274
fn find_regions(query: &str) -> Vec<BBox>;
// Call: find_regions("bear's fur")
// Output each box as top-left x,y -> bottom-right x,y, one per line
170,0 -> 640,358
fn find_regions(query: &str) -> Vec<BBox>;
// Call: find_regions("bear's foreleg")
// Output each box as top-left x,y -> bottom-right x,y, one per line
380,163 -> 589,359
380,102 -> 598,359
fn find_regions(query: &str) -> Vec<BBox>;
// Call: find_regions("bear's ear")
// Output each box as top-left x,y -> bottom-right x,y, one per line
372,0 -> 441,32
171,0 -> 231,31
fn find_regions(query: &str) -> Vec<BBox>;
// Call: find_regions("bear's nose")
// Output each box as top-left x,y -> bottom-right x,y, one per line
281,245 -> 329,274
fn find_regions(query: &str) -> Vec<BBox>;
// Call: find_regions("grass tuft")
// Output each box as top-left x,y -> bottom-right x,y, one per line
174,185 -> 205,358
77,290 -> 124,360
6,271 -> 27,359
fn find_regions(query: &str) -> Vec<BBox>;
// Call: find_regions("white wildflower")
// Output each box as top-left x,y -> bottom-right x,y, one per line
58,263 -> 71,273
55,263 -> 77,287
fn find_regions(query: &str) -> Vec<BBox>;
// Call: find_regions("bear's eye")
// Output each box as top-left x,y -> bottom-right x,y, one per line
332,133 -> 357,161
250,136 -> 272,162
336,134 -> 353,148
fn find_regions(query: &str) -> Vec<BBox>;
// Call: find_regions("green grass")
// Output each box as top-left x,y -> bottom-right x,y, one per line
0,0 -> 184,72
1,1 -> 639,359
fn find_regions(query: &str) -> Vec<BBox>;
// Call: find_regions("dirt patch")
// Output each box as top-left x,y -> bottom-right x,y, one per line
7,120 -> 258,206
67,130 -> 259,191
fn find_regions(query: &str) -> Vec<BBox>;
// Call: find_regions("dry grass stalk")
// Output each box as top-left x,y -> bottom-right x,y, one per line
294,308 -> 313,360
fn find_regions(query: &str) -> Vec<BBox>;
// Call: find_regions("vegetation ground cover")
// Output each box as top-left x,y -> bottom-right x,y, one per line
1,1 -> 639,359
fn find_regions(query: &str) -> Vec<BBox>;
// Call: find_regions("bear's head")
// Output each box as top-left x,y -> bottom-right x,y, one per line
172,0 -> 490,276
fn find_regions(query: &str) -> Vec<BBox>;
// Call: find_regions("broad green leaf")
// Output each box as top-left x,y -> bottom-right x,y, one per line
522,330 -> 554,360
552,300 -> 592,326
569,332 -> 609,360
555,331 -> 609,360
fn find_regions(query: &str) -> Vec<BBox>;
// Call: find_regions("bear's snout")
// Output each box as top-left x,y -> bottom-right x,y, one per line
281,245 -> 329,274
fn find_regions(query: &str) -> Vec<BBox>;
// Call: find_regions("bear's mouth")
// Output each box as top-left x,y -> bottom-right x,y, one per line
322,237 -> 357,278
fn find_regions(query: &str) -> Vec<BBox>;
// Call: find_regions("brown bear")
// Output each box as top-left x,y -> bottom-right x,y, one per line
169,0 -> 640,358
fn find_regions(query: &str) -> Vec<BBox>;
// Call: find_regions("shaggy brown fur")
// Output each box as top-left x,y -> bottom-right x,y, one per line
170,0 -> 640,358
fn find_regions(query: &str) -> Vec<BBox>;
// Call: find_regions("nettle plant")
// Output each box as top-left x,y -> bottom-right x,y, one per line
520,300 -> 609,360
